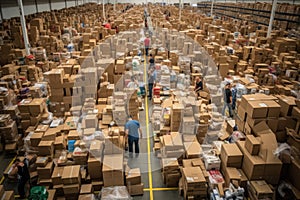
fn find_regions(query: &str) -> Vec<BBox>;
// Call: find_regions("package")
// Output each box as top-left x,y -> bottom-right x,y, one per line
100,186 -> 131,200
37,141 -> 54,156
127,183 -> 144,196
61,165 -> 81,185
220,143 -> 243,168
80,184 -> 93,194
248,180 -> 273,199
245,135 -> 260,155
51,166 -> 64,185
184,141 -> 202,159
88,157 -> 103,180
102,154 -> 124,187
37,161 -> 54,179
126,168 -> 141,185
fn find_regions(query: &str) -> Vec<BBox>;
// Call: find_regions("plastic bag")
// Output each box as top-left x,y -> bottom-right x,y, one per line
100,186 -> 132,200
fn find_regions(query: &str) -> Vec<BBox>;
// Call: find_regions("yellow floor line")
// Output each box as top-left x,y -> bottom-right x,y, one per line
144,53 -> 153,200
0,155 -> 17,185
144,187 -> 178,191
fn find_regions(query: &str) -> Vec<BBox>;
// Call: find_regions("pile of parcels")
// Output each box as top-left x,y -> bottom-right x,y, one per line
146,4 -> 300,200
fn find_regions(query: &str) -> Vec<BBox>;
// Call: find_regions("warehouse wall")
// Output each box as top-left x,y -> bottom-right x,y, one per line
1,0 -> 298,20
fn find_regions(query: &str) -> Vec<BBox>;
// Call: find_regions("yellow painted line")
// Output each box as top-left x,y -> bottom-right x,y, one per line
0,155 -> 17,185
144,187 -> 178,191
144,53 -> 153,200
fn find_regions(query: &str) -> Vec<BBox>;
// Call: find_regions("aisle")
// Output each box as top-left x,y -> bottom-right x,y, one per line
130,9 -> 183,198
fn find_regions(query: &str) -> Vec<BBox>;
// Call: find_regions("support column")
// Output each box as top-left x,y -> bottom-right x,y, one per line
35,0 -> 39,13
0,2 -> 3,22
179,0 -> 182,21
210,0 -> 214,18
102,0 -> 105,20
49,0 -> 52,11
17,0 -> 30,55
267,0 -> 277,37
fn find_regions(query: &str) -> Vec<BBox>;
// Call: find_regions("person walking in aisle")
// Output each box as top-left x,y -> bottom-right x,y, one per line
144,35 -> 150,56
231,83 -> 237,111
148,66 -> 157,100
149,54 -> 155,68
9,158 -> 30,199
125,116 -> 143,158
194,76 -> 203,97
222,82 -> 233,118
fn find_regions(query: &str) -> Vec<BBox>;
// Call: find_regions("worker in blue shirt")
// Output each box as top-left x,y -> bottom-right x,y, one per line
125,116 -> 143,158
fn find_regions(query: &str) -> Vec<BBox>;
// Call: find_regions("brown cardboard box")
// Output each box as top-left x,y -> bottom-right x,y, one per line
237,105 -> 247,121
246,101 -> 268,119
263,101 -> 281,118
248,180 -> 273,199
61,165 -> 81,185
87,157 -> 102,180
51,166 -> 64,185
127,183 -> 144,196
259,133 -> 282,185
0,185 -> 4,198
277,95 -> 296,117
126,168 -> 141,185
102,154 -> 124,187
89,140 -> 104,158
37,161 -> 54,179
80,184 -> 93,194
1,191 -> 14,200
47,189 -> 56,200
36,157 -> 49,167
288,159 -> 300,191
220,143 -> 243,168
30,132 -> 44,147
78,194 -> 95,200
237,141 -> 265,180
245,135 -> 260,155
223,167 -> 241,187
63,184 -> 80,195
18,99 -> 32,113
252,121 -> 273,136
38,141 -> 54,156
184,141 -> 202,159
29,98 -> 45,116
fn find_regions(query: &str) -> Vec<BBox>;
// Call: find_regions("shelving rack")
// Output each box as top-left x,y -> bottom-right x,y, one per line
197,2 -> 300,30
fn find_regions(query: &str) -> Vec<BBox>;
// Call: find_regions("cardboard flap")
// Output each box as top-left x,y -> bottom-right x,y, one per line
259,133 -> 281,163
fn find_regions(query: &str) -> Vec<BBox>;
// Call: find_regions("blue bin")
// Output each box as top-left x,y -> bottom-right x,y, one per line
68,140 -> 76,152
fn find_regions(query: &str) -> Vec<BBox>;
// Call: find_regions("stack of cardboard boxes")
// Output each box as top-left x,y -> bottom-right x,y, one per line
161,158 -> 181,187
126,168 -> 143,196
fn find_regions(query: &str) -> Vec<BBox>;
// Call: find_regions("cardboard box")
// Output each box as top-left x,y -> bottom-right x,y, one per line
102,154 -> 124,186
248,180 -> 273,199
237,141 -> 265,180
63,184 -> 80,195
278,95 -> 296,117
89,140 -> 104,158
1,191 -> 14,200
61,165 -> 81,185
246,101 -> 268,119
51,166 -> 64,185
78,194 -> 95,200
38,141 -> 54,156
127,183 -> 144,196
80,184 -> 93,194
252,121 -> 273,136
36,157 -> 49,167
126,168 -> 141,185
223,167 -> 241,187
220,143 -> 243,168
37,161 -> 54,179
87,157 -> 102,180
245,135 -> 260,155
184,141 -> 202,159
30,132 -> 44,147
0,185 -> 4,198
29,98 -> 45,116
47,189 -> 56,200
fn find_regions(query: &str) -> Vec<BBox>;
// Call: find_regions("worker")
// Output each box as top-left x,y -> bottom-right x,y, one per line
104,19 -> 111,29
149,54 -> 155,68
144,35 -> 150,56
148,66 -> 157,100
9,158 -> 30,199
194,77 -> 203,96
231,83 -> 237,110
222,82 -> 233,118
125,116 -> 142,158
127,76 -> 139,89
